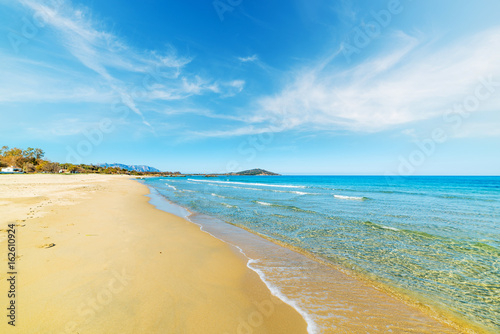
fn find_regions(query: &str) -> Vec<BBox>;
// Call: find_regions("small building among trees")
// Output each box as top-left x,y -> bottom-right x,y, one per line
1,166 -> 23,173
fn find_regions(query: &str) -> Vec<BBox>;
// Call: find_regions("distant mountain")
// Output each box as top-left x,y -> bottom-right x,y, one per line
98,163 -> 161,173
232,168 -> 280,176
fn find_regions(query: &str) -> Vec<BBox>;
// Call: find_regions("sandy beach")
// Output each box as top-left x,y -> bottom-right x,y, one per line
0,174 -> 308,333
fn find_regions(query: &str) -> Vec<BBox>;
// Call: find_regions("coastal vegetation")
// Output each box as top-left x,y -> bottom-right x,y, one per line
0,146 -> 178,176
1,146 -> 279,176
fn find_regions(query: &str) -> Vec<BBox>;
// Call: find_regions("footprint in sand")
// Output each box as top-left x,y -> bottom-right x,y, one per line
38,243 -> 56,248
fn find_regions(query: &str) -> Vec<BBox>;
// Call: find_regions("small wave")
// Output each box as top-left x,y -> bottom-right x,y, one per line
187,181 -> 263,192
253,201 -> 317,214
270,189 -> 311,195
333,195 -> 369,200
293,191 -> 308,195
187,179 -> 306,189
221,203 -> 236,208
166,184 -> 177,191
245,259 -> 319,334
192,182 -> 314,196
381,226 -> 400,231
209,184 -> 266,192
438,194 -> 496,202
211,193 -> 226,198
363,221 -> 400,232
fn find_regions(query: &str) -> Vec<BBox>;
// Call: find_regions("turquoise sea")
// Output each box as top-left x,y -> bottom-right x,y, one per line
143,175 -> 500,332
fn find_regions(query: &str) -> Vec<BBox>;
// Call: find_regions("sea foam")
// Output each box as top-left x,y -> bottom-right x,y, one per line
333,194 -> 367,200
188,179 -> 306,189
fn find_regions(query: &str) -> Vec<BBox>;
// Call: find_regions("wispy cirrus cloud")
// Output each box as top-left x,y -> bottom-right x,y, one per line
17,0 -> 191,81
197,28 -> 500,137
238,54 -> 258,63
2,0 -> 245,126
190,125 -> 273,138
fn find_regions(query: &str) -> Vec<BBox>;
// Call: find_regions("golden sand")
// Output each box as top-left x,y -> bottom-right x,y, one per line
0,174 -> 308,333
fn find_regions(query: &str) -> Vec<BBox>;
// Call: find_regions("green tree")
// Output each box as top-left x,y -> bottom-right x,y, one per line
68,165 -> 81,173
5,147 -> 22,157
36,161 -> 49,172
23,147 -> 35,159
0,146 -> 8,156
34,148 -> 45,160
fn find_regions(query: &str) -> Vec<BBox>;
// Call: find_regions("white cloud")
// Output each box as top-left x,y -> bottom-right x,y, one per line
0,54 -> 113,103
157,107 -> 249,122
139,78 -> 244,101
17,0 -> 191,80
191,125 -> 273,138
2,0 -> 244,118
228,80 -> 245,90
238,55 -> 258,63
219,80 -> 245,97
201,28 -> 500,137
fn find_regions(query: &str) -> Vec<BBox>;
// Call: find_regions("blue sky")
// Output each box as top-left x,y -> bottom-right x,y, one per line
0,0 -> 499,174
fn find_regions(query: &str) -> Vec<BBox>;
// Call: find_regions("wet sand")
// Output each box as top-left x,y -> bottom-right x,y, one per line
192,212 -> 480,333
0,174 -> 308,333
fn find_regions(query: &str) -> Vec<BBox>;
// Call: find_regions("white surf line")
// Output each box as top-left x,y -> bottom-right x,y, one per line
143,184 -> 318,334
381,225 -> 400,231
189,221 -> 319,334
187,219 -> 318,334
187,179 -> 307,189
333,194 -> 365,200
245,258 -> 319,334
189,181 -> 314,195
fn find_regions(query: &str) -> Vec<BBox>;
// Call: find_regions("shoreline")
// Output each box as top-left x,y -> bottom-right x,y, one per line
231,222 -> 489,334
0,174 -> 308,333
225,220 -> 489,334
0,174 -> 491,333
144,185 -> 319,333
145,181 -> 490,334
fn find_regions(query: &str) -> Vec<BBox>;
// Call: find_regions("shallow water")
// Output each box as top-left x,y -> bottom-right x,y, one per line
143,175 -> 500,333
